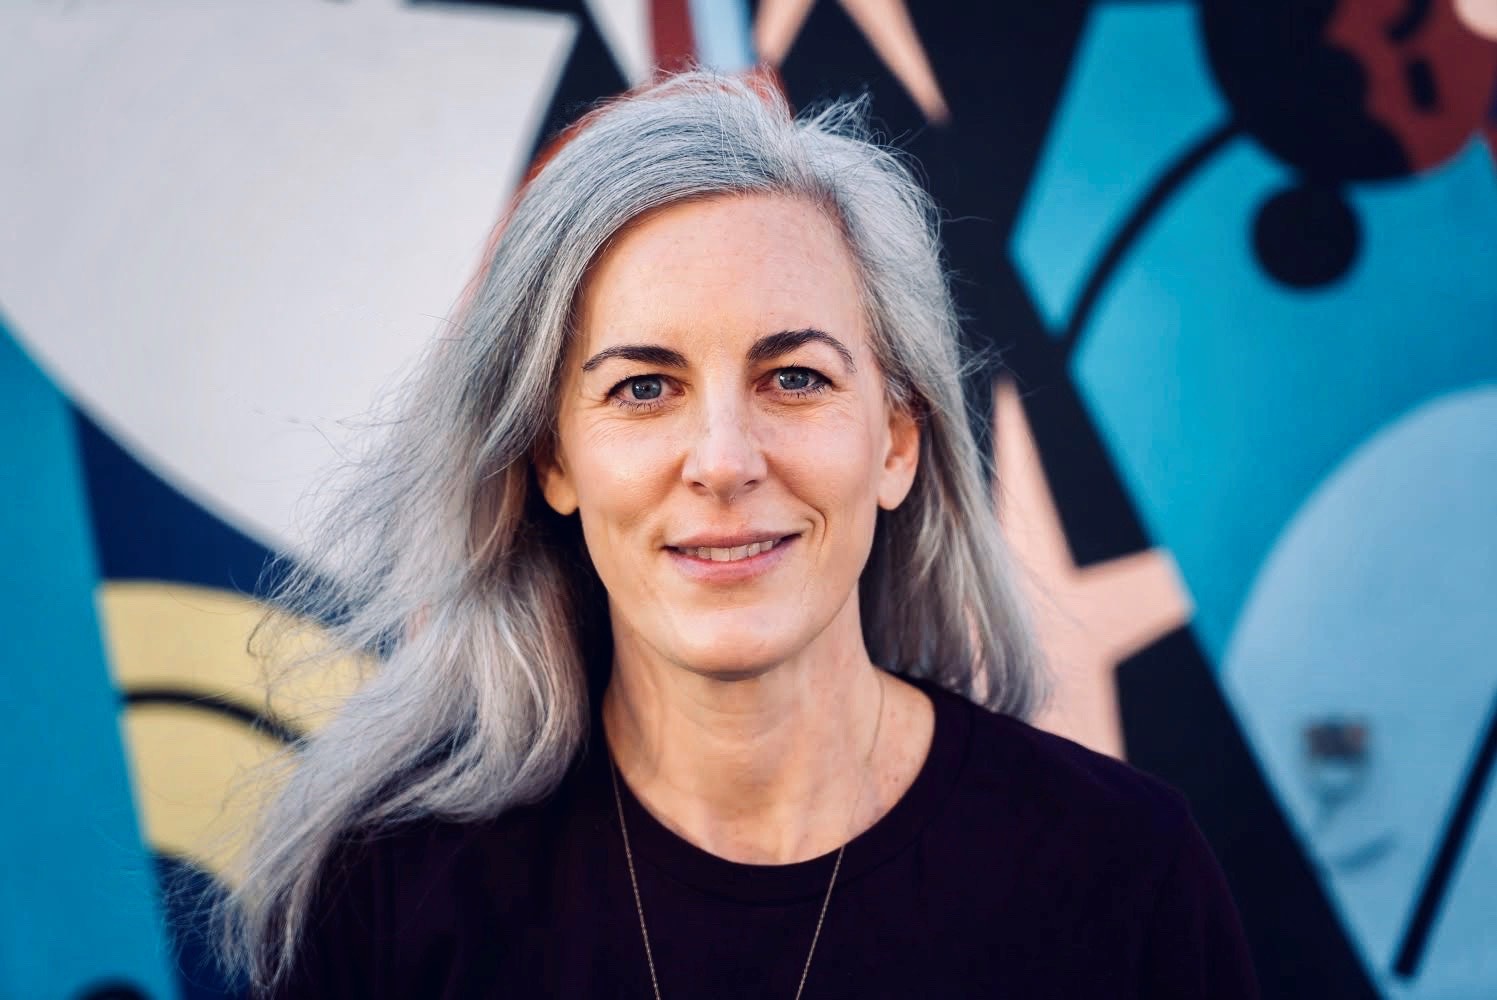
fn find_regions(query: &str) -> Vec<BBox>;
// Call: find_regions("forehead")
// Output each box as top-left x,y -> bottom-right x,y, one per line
572,193 -> 868,351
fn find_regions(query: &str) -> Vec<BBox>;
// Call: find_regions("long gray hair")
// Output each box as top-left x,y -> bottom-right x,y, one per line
217,68 -> 1046,991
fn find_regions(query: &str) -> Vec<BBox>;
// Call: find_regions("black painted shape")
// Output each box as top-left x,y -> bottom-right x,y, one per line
894,0 -> 1154,565
124,687 -> 302,746
1252,182 -> 1361,289
1393,689 -> 1497,978
1119,629 -> 1381,1000
1061,120 -> 1240,353
70,407 -> 280,598
154,852 -> 247,1000
1403,59 -> 1438,114
1199,0 -> 1411,181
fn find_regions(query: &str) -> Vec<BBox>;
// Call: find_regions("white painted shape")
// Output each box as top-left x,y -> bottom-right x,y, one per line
0,0 -> 576,561
584,0 -> 653,84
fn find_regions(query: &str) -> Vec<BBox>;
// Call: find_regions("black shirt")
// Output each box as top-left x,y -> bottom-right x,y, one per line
272,675 -> 1259,998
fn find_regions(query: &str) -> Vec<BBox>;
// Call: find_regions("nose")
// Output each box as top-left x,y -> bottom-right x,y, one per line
681,392 -> 766,503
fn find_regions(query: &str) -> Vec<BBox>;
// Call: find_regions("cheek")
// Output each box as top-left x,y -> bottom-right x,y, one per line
768,406 -> 885,517
567,422 -> 677,553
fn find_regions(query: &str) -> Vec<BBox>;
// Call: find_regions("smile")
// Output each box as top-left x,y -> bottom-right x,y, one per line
664,533 -> 799,582
672,537 -> 785,562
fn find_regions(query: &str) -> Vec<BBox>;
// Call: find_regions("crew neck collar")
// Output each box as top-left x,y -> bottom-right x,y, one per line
583,672 -> 974,905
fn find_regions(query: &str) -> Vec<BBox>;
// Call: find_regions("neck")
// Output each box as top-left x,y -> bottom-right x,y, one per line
600,612 -> 888,865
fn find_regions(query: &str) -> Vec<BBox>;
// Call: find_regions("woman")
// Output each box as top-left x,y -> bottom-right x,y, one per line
221,70 -> 1258,998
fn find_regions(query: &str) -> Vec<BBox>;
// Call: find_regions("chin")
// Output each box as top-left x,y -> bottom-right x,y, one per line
665,619 -> 805,681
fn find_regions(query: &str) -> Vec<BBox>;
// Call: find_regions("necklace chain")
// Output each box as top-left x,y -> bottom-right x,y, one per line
607,670 -> 887,1000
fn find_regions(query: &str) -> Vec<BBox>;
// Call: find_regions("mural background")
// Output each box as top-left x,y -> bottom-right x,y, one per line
2,0 -> 1493,996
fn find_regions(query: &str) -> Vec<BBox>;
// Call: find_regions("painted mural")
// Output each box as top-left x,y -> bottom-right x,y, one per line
1,1 -> 1492,997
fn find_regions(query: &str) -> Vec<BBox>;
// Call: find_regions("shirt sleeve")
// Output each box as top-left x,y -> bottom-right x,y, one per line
1137,809 -> 1261,999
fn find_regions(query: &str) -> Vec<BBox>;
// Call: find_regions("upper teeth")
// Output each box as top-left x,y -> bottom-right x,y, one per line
681,538 -> 781,562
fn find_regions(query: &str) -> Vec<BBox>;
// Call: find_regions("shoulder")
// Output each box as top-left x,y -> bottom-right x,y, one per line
281,791 -> 576,995
297,759 -> 588,955
321,791 -> 571,919
923,681 -> 1196,872
919,683 -> 1260,994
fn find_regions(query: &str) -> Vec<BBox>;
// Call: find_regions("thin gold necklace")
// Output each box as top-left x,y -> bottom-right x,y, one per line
607,670 -> 887,1000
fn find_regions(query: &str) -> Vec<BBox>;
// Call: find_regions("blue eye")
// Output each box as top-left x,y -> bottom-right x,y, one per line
775,368 -> 828,394
607,374 -> 673,410
628,377 -> 663,401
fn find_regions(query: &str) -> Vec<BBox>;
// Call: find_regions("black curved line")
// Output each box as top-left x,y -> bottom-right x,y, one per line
123,687 -> 303,746
1060,119 -> 1242,356
1393,690 -> 1497,978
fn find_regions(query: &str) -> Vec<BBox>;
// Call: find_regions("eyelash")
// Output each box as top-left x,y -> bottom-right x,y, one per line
606,367 -> 832,411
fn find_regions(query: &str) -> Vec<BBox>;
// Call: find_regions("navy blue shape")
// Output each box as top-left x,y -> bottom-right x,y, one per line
70,407 -> 280,597
155,853 -> 246,1000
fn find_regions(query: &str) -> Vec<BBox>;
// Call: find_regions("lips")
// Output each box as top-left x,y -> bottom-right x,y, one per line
664,531 -> 800,565
673,537 -> 784,563
664,532 -> 798,583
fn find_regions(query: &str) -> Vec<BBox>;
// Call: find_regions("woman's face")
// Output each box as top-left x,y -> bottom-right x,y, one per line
538,193 -> 919,679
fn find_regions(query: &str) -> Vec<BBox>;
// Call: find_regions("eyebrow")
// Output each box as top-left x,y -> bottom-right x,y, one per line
579,343 -> 685,372
748,329 -> 857,373
580,328 -> 857,374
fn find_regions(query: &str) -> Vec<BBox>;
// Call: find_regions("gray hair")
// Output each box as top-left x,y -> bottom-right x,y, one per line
215,68 -> 1046,991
